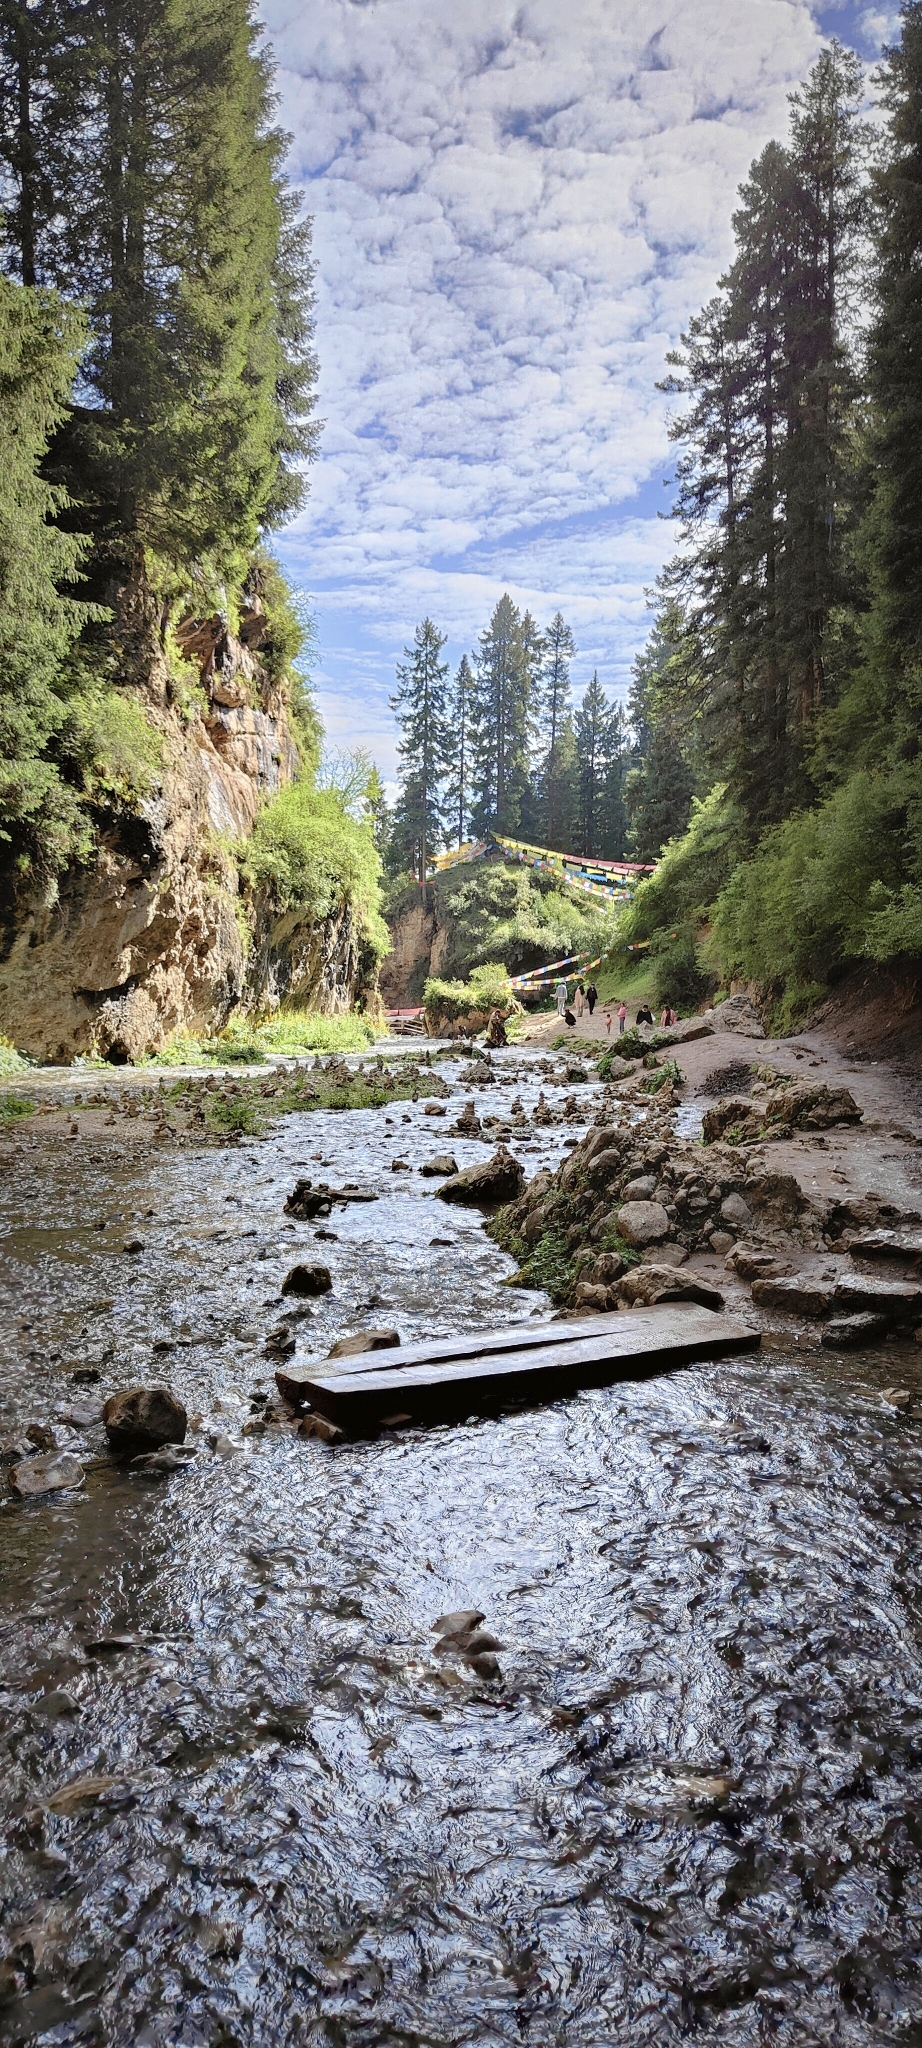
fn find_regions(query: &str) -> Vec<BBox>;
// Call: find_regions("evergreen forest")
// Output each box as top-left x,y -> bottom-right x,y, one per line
388,17 -> 922,1024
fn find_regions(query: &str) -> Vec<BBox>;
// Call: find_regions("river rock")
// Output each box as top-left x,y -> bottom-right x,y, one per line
419,1154 -> 458,1177
848,1230 -> 922,1263
433,1609 -> 486,1638
750,1276 -> 834,1317
131,1444 -> 197,1475
583,1250 -> 627,1286
621,1175 -> 658,1201
423,1101 -> 446,1116
720,1192 -> 752,1228
618,1265 -> 724,1310
616,1200 -> 672,1248
281,1262 -> 332,1297
451,1101 -> 482,1136
284,1179 -> 332,1220
10,1451 -> 85,1497
833,1275 -> 922,1322
572,1281 -> 618,1313
298,1413 -> 344,1443
821,1312 -> 890,1349
727,1248 -> 789,1280
883,1387 -> 912,1412
709,1230 -> 735,1256
327,1329 -> 401,1358
56,1401 -> 104,1428
436,1146 -> 525,1206
103,1386 -> 188,1456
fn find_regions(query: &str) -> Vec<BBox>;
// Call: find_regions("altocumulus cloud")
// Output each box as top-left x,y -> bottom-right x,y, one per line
265,0 -> 852,767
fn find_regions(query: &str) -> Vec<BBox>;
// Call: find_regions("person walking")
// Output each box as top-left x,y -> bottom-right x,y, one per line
586,982 -> 597,1015
574,978 -> 586,1018
618,1001 -> 627,1035
555,976 -> 568,1018
660,1002 -> 676,1027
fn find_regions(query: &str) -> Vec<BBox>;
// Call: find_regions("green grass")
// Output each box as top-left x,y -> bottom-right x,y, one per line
146,1008 -> 382,1068
0,1093 -> 35,1121
637,1057 -> 684,1094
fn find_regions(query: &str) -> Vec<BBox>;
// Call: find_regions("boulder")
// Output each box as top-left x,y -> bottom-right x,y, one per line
583,1250 -> 627,1286
709,1230 -> 735,1256
821,1312 -> 889,1349
833,1275 -> 922,1323
281,1263 -> 332,1297
419,1154 -> 459,1178
621,1175 -> 657,1201
423,1101 -> 446,1116
572,1281 -> 619,1314
436,1146 -> 525,1207
750,1276 -> 834,1317
103,1386 -> 188,1457
728,1249 -> 789,1281
720,1192 -> 752,1229
616,1199 -> 672,1248
327,1329 -> 401,1358
284,1179 -> 332,1220
10,1451 -> 85,1498
618,1265 -> 725,1311
711,994 -> 765,1037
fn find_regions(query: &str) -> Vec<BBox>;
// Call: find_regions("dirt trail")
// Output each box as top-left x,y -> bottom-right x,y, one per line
518,998 -> 922,1223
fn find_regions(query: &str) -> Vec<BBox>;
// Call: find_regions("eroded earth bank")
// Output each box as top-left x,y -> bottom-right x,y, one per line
3,1004 -> 922,2046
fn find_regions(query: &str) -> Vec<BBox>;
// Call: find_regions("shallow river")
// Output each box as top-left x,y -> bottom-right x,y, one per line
2,1051 -> 922,2047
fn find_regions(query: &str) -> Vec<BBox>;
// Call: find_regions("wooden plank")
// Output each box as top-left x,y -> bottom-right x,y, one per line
275,1307 -> 704,1404
293,1307 -> 759,1434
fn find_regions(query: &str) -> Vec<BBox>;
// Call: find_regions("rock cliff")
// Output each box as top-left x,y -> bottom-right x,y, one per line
0,608 -> 373,1063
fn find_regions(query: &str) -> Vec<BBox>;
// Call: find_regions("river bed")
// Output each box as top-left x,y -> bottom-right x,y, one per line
3,1050 -> 922,2046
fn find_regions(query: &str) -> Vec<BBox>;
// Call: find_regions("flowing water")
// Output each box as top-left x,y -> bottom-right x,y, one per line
2,1051 -> 922,2046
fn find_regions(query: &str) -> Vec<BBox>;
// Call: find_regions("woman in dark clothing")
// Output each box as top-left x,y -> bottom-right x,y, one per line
636,1003 -> 653,1026
586,983 -> 597,1014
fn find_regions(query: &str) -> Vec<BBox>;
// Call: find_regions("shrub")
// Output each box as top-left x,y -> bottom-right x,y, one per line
242,780 -> 389,959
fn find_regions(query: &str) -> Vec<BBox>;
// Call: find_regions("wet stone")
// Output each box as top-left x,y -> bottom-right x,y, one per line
10,1451 -> 85,1498
281,1263 -> 332,1298
616,1199 -> 671,1248
822,1313 -> 890,1349
750,1276 -> 834,1317
103,1386 -> 188,1456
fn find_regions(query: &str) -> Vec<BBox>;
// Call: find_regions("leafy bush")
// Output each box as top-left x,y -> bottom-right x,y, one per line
713,766 -> 915,1009
647,922 -> 715,1013
242,780 -> 389,958
423,962 -> 515,1025
429,859 -> 615,982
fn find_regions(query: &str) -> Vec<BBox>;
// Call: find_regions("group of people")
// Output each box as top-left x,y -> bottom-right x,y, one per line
554,975 -> 598,1023
552,973 -> 677,1034
605,999 -> 677,1034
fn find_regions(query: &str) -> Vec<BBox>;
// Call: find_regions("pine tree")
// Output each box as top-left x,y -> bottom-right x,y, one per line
869,3 -> 922,670
662,45 -> 870,837
444,653 -> 474,848
597,702 -> 629,859
0,0 -> 318,588
575,671 -> 610,852
389,617 -> 450,885
537,610 -> 576,846
0,275 -> 94,874
470,594 -> 535,836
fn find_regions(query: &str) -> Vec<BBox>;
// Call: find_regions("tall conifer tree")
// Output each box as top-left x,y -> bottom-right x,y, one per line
470,594 -> 534,836
389,617 -> 450,886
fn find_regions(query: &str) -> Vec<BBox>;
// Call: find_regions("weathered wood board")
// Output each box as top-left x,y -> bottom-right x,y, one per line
283,1306 -> 759,1435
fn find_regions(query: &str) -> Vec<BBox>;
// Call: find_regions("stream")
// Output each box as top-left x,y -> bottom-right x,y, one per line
3,1049 -> 922,2045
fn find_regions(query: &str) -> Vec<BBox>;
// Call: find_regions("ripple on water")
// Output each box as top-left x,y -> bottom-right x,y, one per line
1,1052 -> 922,2044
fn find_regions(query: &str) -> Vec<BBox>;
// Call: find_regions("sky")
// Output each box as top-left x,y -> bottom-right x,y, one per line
264,0 -> 898,782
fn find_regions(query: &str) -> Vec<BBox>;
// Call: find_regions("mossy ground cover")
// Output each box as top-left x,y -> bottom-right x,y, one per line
0,1094 -> 35,1122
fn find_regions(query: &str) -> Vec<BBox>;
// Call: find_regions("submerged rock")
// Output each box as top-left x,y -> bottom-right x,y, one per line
436,1146 -> 524,1207
103,1386 -> 188,1456
10,1450 -> 85,1498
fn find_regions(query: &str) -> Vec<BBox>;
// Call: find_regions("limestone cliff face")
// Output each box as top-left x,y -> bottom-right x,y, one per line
378,892 -> 451,1007
0,611 -> 369,1063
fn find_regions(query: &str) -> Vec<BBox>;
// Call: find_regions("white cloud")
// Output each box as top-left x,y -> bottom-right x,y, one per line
265,0 -> 854,765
